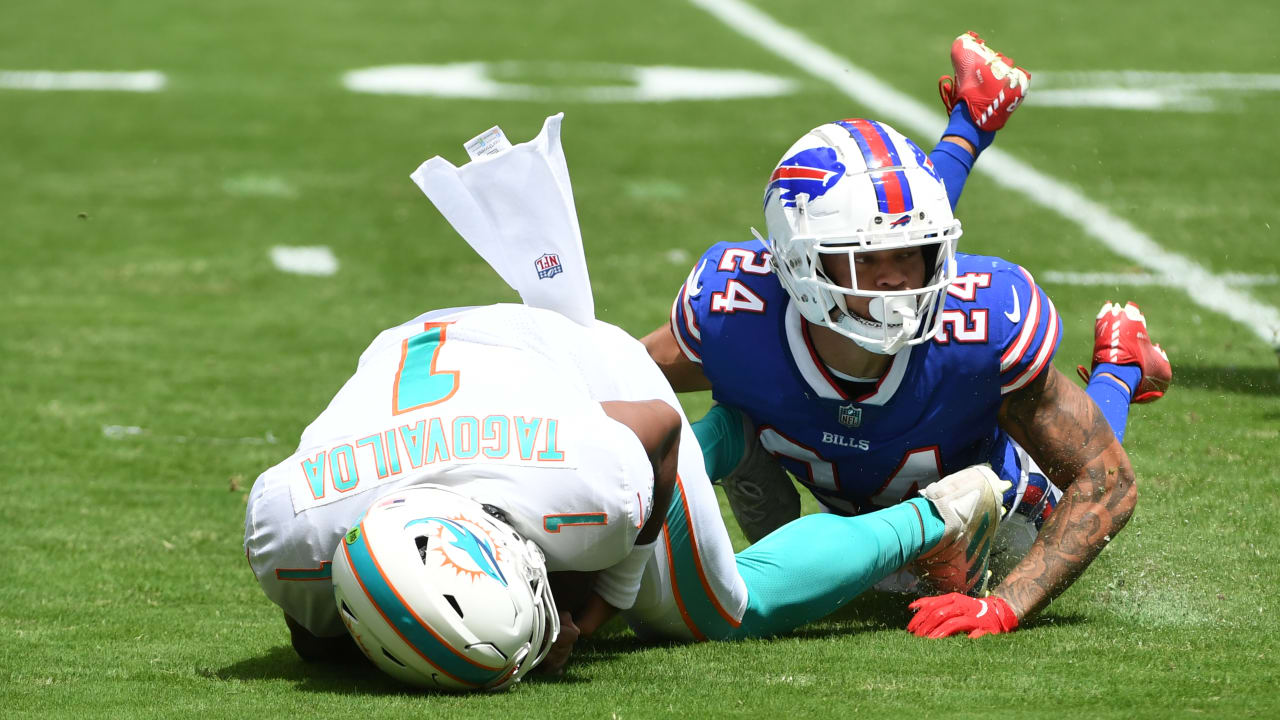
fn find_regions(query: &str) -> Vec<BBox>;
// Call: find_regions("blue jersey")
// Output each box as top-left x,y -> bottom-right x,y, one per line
670,239 -> 1062,516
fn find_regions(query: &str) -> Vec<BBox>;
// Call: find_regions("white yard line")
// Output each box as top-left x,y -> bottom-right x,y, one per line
102,425 -> 278,445
1034,71 -> 1280,92
223,174 -> 298,198
688,0 -> 1280,348
342,62 -> 796,102
1043,271 -> 1278,287
270,245 -> 338,276
0,70 -> 166,92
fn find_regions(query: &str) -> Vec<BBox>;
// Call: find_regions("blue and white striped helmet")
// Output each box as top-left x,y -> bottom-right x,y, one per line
759,119 -> 963,355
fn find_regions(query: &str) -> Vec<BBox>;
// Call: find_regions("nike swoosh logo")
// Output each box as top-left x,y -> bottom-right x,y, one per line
1004,287 -> 1021,323
686,259 -> 707,296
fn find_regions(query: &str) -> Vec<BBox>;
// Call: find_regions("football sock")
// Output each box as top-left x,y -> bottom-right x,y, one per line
1087,362 -> 1142,443
690,404 -> 747,482
931,103 -> 997,210
732,498 -> 945,638
930,140 -> 974,211
945,101 -> 997,153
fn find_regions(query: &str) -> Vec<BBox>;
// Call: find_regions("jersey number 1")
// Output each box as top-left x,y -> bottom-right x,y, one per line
393,322 -> 459,415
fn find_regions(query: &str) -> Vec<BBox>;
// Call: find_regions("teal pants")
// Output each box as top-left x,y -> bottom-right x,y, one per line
728,498 -> 943,639
691,403 -> 946,639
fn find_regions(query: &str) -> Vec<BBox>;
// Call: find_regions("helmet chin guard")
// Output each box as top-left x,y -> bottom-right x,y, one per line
759,119 -> 962,355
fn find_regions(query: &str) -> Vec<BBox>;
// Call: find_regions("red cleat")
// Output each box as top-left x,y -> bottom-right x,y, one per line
938,31 -> 1031,132
1076,302 -> 1172,404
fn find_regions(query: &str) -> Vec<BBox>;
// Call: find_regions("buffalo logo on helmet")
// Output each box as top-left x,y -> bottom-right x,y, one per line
766,147 -> 846,208
406,516 -> 508,586
889,214 -> 912,229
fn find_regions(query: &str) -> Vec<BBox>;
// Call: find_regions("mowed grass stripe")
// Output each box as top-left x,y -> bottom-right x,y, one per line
2,0 -> 1278,717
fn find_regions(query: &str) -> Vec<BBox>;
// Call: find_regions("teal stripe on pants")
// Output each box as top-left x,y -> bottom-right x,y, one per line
662,478 -> 741,641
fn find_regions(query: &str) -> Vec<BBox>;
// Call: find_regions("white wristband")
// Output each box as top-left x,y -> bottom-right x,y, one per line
593,541 -> 657,610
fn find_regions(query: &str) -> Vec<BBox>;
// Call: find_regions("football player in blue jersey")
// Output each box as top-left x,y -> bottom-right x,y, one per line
640,33 -> 1171,638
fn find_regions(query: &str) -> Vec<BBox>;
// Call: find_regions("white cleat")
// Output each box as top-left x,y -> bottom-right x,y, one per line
912,464 -> 1011,595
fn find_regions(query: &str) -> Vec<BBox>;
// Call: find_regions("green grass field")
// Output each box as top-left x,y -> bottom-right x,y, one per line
3,0 -> 1279,717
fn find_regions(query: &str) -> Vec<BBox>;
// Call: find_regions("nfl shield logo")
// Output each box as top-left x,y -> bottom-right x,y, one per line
838,404 -> 862,428
534,253 -> 563,280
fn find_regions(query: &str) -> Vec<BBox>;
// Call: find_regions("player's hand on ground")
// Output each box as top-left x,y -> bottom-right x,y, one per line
538,610 -> 581,675
907,592 -> 1019,638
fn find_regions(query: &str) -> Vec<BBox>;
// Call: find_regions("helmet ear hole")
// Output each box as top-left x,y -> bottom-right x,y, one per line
443,594 -> 465,618
415,535 -> 430,562
339,600 -> 357,623
381,648 -> 407,668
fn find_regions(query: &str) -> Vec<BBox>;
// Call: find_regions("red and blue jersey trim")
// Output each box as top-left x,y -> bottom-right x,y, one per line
670,281 -> 703,363
998,267 -> 1061,395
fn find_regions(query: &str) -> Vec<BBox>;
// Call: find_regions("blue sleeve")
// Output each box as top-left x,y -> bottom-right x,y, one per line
931,140 -> 974,211
670,241 -> 776,366
930,103 -> 997,210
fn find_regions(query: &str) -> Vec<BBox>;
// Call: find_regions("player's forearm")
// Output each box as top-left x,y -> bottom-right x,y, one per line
600,398 -> 680,544
637,431 -> 677,544
575,592 -> 622,637
995,367 -> 1139,620
640,324 -> 711,392
539,592 -> 620,675
994,445 -> 1137,619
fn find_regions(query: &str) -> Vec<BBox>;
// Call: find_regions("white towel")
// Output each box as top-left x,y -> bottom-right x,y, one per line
410,113 -> 596,326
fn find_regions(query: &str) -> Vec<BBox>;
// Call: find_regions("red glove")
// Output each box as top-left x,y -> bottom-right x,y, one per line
907,593 -> 1019,638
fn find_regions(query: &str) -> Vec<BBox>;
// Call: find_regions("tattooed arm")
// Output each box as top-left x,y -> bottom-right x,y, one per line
993,365 -> 1138,620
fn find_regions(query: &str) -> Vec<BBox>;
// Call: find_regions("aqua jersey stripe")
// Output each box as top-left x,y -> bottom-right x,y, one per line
343,525 -> 502,687
663,479 -> 740,641
544,513 -> 607,532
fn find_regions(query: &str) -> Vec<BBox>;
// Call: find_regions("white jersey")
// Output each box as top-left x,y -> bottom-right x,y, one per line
245,305 -> 660,636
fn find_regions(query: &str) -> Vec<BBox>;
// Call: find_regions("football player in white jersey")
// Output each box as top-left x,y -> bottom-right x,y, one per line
245,304 -> 684,688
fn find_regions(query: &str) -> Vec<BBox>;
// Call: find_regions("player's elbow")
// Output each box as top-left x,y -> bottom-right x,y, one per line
1112,471 -> 1138,534
1105,449 -> 1139,534
637,401 -> 681,544
641,324 -> 680,371
640,324 -> 709,391
654,400 -> 682,454
648,400 -> 682,496
1120,469 -> 1138,525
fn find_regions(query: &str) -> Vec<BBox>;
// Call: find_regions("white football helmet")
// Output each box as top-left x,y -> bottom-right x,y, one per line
757,118 -> 962,355
331,484 -> 558,692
